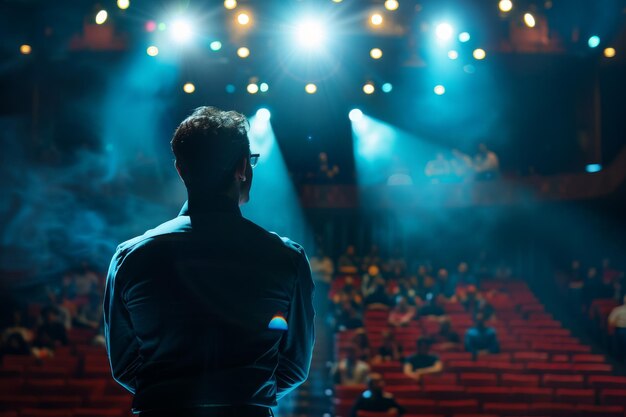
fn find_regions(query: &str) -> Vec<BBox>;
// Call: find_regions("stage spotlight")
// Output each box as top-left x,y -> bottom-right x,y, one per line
434,85 -> 445,95
604,47 -> 616,58
210,41 -> 222,51
95,10 -> 108,25
499,0 -> 513,12
171,19 -> 192,43
117,0 -> 130,10
224,0 -> 237,9
146,46 -> 159,56
237,47 -> 250,58
588,36 -> 600,48
459,32 -> 470,42
305,83 -> 317,94
183,83 -> 195,94
586,163 -> 602,173
382,83 -> 393,93
370,13 -> 383,26
436,23 -> 454,41
145,20 -> 157,32
370,48 -> 383,59
448,50 -> 458,59
295,19 -> 326,49
363,83 -> 375,95
247,83 -> 259,94
256,108 -> 271,121
332,0 -> 343,2
237,12 -> 250,25
473,48 -> 486,60
384,0 -> 399,11
20,44 -> 32,55
260,83 -> 269,92
349,109 -> 363,122
523,13 -> 536,28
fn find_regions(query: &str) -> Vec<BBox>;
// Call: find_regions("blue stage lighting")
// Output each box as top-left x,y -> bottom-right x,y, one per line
295,18 -> 327,50
171,19 -> 192,43
585,163 -> 602,173
459,32 -> 470,42
588,35 -> 600,48
225,84 -> 236,93
434,85 -> 446,95
210,41 -> 222,51
256,108 -> 271,121
349,109 -> 363,122
435,23 -> 454,41
259,82 -> 269,92
382,83 -> 393,93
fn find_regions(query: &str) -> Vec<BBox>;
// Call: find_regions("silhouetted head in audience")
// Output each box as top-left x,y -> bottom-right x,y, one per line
437,268 -> 449,281
171,106 -> 253,205
346,245 -> 356,256
395,295 -> 409,311
416,337 -> 431,355
458,262 -> 469,274
474,312 -> 487,329
587,267 -> 598,280
367,373 -> 385,396
439,317 -> 453,335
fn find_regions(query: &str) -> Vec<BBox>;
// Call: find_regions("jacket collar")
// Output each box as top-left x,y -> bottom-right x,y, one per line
178,194 -> 242,217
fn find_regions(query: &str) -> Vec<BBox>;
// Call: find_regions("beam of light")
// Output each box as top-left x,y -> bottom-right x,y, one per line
242,115 -> 312,254
256,108 -> 271,121
170,19 -> 193,43
588,35 -> 600,48
435,23 -> 454,41
523,13 -> 536,28
95,10 -> 108,25
294,18 -> 327,50
586,163 -> 602,173
349,108 -> 363,122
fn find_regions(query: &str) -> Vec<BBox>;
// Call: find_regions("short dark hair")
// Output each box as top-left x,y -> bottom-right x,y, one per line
171,106 -> 249,191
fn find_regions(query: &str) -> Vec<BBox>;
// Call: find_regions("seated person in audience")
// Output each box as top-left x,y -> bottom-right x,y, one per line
436,268 -> 457,300
352,328 -> 371,361
419,275 -> 439,299
351,373 -> 406,417
403,338 -> 443,381
608,295 -> 626,360
73,292 -> 102,330
364,277 -> 392,308
389,296 -> 416,327
460,286 -> 494,320
418,293 -> 445,318
362,265 -> 384,298
394,278 -> 418,305
464,312 -> 499,359
1,310 -> 33,356
431,317 -> 460,350
33,307 -> 68,356
373,330 -> 403,363
333,348 -> 371,386
335,301 -> 364,331
454,261 -> 476,286
338,245 -> 360,274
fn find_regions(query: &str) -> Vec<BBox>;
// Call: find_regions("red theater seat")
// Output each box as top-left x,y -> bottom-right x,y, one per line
458,373 -> 498,386
24,379 -> 68,395
572,363 -> 613,374
387,385 -> 421,399
555,388 -> 596,405
542,374 -> 584,388
334,385 -> 366,401
0,377 -> 24,394
587,375 -> 626,389
18,410 -> 72,417
483,402 -> 530,416
422,385 -> 467,400
38,395 -> 83,409
500,373 -> 540,387
437,399 -> 480,414
577,405 -> 625,417
400,399 -> 438,414
422,373 -> 458,386
0,394 -> 39,408
600,389 -> 626,406
529,402 -> 579,416
514,387 -> 554,402
73,410 -> 124,417
466,386 -> 514,403
572,354 -> 605,363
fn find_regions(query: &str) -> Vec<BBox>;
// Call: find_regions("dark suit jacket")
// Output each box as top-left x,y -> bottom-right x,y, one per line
103,197 -> 315,413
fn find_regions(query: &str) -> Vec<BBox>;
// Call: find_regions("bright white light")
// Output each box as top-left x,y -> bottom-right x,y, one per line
305,83 -> 317,94
370,48 -> 383,59
434,85 -> 445,95
384,0 -> 399,11
247,83 -> 259,94
237,12 -> 250,25
183,83 -> 195,94
499,0 -> 513,12
588,36 -> 600,48
210,41 -> 222,51
146,46 -> 159,56
295,19 -> 326,49
237,47 -> 250,58
349,109 -> 363,122
363,83 -> 375,95
459,32 -> 470,42
259,83 -> 269,92
256,108 -> 271,121
448,50 -> 458,59
370,13 -> 383,26
524,13 -> 536,28
95,10 -> 108,25
171,19 -> 192,42
435,23 -> 454,41
117,0 -> 130,10
473,48 -> 486,60
224,0 -> 237,10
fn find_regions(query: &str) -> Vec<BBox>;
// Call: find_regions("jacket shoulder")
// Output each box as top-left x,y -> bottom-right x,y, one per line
240,217 -> 306,258
115,216 -> 190,257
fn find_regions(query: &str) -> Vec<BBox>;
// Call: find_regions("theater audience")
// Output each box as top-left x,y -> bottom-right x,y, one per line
418,293 -> 445,318
431,317 -> 460,350
389,296 -> 416,327
352,328 -> 371,361
403,338 -> 443,381
350,373 -> 406,417
333,348 -> 371,386
335,301 -> 364,331
310,248 -> 335,286
33,307 -> 68,355
373,330 -> 403,363
1,310 -> 33,356
436,268 -> 457,299
362,265 -> 384,298
465,313 -> 500,359
339,245 -> 360,274
364,277 -> 392,308
473,143 -> 499,180
608,295 -> 626,360
454,262 -> 476,286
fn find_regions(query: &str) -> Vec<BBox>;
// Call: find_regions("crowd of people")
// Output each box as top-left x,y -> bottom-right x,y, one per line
424,144 -> 500,182
0,262 -> 105,359
311,245 -> 507,416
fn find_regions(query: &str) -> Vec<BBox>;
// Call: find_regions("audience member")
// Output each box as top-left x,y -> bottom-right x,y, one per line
310,248 -> 335,286
608,295 -> 626,360
352,328 -> 371,361
364,277 -> 392,308
389,296 -> 416,327
350,373 -> 406,417
1,310 -> 33,356
464,313 -> 500,359
454,262 -> 476,286
339,245 -> 360,274
33,307 -> 68,355
432,317 -> 460,350
403,338 -> 443,381
374,330 -> 403,363
362,265 -> 384,298
436,268 -> 457,299
418,293 -> 445,318
335,301 -> 365,331
425,153 -> 451,180
333,348 -> 371,386
473,143 -> 499,180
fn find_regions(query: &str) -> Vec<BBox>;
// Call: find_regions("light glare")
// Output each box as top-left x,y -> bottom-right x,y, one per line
349,109 -> 363,122
171,20 -> 192,42
524,13 -> 536,28
435,23 -> 454,41
305,83 -> 317,94
20,44 -> 32,55
256,108 -> 271,121
434,85 -> 445,95
295,20 -> 326,49
370,13 -> 383,26
384,0 -> 399,11
370,48 -> 383,59
363,83 -> 375,95
210,41 -> 222,51
260,83 -> 269,92
588,36 -> 600,48
95,10 -> 108,25
448,50 -> 458,60
473,48 -> 486,60
146,46 -> 159,56
183,83 -> 195,94
459,32 -> 470,42
237,47 -> 250,58
382,83 -> 393,93
117,0 -> 130,10
499,0 -> 513,12
224,0 -> 237,9
237,13 -> 250,25
604,47 -> 616,58
247,83 -> 259,94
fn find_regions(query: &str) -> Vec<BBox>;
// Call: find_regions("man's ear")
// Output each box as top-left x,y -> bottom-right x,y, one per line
174,160 -> 185,183
234,156 -> 248,181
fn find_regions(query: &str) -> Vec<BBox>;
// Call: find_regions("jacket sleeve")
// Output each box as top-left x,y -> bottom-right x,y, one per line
103,247 -> 142,394
275,249 -> 316,400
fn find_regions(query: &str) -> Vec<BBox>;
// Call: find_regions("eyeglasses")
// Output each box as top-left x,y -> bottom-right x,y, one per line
250,153 -> 260,168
